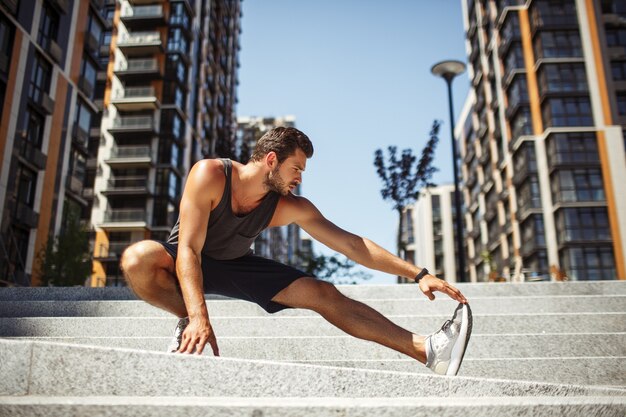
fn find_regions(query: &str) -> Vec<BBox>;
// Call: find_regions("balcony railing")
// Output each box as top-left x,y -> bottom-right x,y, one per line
112,116 -> 156,130
104,209 -> 147,223
110,146 -> 152,159
119,31 -> 161,44
16,135 -> 47,170
121,4 -> 163,18
113,86 -> 156,99
116,58 -> 158,72
107,176 -> 149,191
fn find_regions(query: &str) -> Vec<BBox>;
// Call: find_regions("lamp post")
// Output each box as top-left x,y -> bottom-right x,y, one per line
431,60 -> 467,283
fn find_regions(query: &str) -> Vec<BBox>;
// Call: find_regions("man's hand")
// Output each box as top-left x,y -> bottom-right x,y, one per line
178,316 -> 220,356
418,275 -> 468,304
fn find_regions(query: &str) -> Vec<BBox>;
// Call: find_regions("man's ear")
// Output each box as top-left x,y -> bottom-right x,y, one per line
265,151 -> 278,169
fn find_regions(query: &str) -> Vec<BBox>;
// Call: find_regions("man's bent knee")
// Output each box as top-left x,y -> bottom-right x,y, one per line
120,241 -> 173,282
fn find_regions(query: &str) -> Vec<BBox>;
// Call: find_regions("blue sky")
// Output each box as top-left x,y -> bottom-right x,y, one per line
237,0 -> 470,283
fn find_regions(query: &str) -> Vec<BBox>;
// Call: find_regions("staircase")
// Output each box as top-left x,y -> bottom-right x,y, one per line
1,281 -> 625,416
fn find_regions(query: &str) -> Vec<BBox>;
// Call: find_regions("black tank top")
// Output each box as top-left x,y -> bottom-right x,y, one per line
167,159 -> 281,260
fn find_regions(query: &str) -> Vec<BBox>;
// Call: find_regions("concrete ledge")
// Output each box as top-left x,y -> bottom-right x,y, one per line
1,395 -> 625,417
1,295 -> 624,317
1,313 -> 624,337
7,333 -> 625,360
1,339 -> 620,398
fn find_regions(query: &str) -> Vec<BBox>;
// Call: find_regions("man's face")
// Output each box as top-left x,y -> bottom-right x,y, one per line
264,149 -> 307,196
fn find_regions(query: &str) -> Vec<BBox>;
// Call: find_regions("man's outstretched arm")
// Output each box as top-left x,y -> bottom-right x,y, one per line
288,196 -> 467,304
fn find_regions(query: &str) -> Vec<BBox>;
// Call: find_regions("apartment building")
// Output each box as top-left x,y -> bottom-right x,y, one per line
0,0 -> 241,287
91,0 -> 242,286
403,185 -> 462,283
236,115 -> 308,268
459,0 -> 626,281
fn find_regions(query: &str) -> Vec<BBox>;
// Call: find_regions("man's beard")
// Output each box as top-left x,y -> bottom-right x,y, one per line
264,166 -> 290,196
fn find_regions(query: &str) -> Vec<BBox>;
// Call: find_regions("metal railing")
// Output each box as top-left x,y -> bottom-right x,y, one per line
118,31 -> 161,45
110,146 -> 151,158
113,86 -> 156,99
107,176 -> 148,190
116,58 -> 158,72
112,116 -> 155,129
121,4 -> 163,17
104,209 -> 147,223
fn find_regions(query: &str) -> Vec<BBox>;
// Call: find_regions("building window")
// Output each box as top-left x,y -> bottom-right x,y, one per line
74,99 -> 93,143
22,107 -> 45,147
546,132 -> 600,165
537,63 -> 587,94
518,176 -> 542,211
551,168 -> 605,203
510,106 -> 533,139
87,11 -> 103,46
530,0 -> 578,30
506,75 -> 529,110
68,148 -> 86,183
167,28 -> 189,55
0,15 -> 15,77
80,55 -> 97,99
503,44 -> 525,79
605,28 -> 626,47
542,97 -> 593,127
170,3 -> 191,30
617,93 -> 626,115
601,0 -> 626,15
611,61 -> 626,81
37,3 -> 59,51
560,246 -> 615,280
556,207 -> 611,243
534,30 -> 582,59
16,165 -> 37,207
28,54 -> 52,105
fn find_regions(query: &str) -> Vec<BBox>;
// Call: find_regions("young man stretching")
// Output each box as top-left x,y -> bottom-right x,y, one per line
121,127 -> 472,376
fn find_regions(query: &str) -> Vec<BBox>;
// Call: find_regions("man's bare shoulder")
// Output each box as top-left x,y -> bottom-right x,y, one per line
183,159 -> 227,206
275,193 -> 319,221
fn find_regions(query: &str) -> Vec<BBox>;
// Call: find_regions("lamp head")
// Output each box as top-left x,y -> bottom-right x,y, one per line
431,60 -> 466,82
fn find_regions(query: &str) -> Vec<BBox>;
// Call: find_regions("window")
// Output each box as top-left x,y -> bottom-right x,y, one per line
38,3 -> 59,51
518,176 -> 542,211
167,28 -> 189,55
530,0 -> 578,30
560,246 -> 615,280
542,97 -> 593,127
29,54 -> 52,104
68,148 -> 86,182
605,28 -> 626,47
546,132 -> 600,165
611,61 -> 626,81
537,63 -> 587,94
75,99 -> 93,141
23,107 -> 45,147
534,30 -> 582,59
602,0 -> 626,15
510,106 -> 533,139
80,55 -> 97,98
506,75 -> 528,110
551,168 -> 605,203
556,207 -> 611,242
87,12 -> 103,46
170,3 -> 191,29
503,44 -> 525,78
617,93 -> 626,115
0,15 -> 15,76
16,165 -> 37,207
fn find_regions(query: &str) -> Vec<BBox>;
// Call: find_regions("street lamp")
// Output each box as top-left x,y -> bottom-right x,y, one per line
431,60 -> 467,283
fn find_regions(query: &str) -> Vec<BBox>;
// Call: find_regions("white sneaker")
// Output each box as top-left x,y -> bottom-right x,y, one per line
166,317 -> 189,353
425,303 -> 472,376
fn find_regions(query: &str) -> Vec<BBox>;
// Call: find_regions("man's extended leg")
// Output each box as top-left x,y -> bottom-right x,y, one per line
271,277 -> 428,363
120,240 -> 187,318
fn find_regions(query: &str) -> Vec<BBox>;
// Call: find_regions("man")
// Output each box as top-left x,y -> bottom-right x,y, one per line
121,127 -> 472,376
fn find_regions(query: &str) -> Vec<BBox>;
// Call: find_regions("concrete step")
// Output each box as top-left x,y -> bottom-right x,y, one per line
2,295 -> 624,318
7,333 -> 626,360
1,281 -> 624,301
292,357 -> 626,387
1,395 -> 625,417
2,312 -> 625,337
1,339 -> 622,398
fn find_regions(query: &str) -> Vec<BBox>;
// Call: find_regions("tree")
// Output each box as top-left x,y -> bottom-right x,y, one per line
373,120 -> 441,260
37,205 -> 93,286
298,251 -> 372,285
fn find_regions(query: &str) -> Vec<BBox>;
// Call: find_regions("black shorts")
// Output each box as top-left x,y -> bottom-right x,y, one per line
156,241 -> 314,313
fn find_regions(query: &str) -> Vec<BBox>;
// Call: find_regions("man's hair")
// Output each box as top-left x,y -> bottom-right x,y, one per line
249,127 -> 314,163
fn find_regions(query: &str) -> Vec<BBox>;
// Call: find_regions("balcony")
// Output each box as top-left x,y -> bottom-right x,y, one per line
114,58 -> 162,82
66,174 -> 84,195
105,146 -> 153,168
94,242 -> 132,260
512,163 -> 536,186
46,40 -> 63,64
127,0 -> 164,5
120,4 -> 166,30
108,116 -> 158,139
14,202 -> 39,228
530,14 -> 578,35
101,209 -> 148,229
517,200 -> 542,223
16,134 -> 47,170
82,187 -> 94,199
117,31 -> 163,56
111,86 -> 159,111
102,176 -> 150,196
520,237 -> 545,258
32,91 -> 55,115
